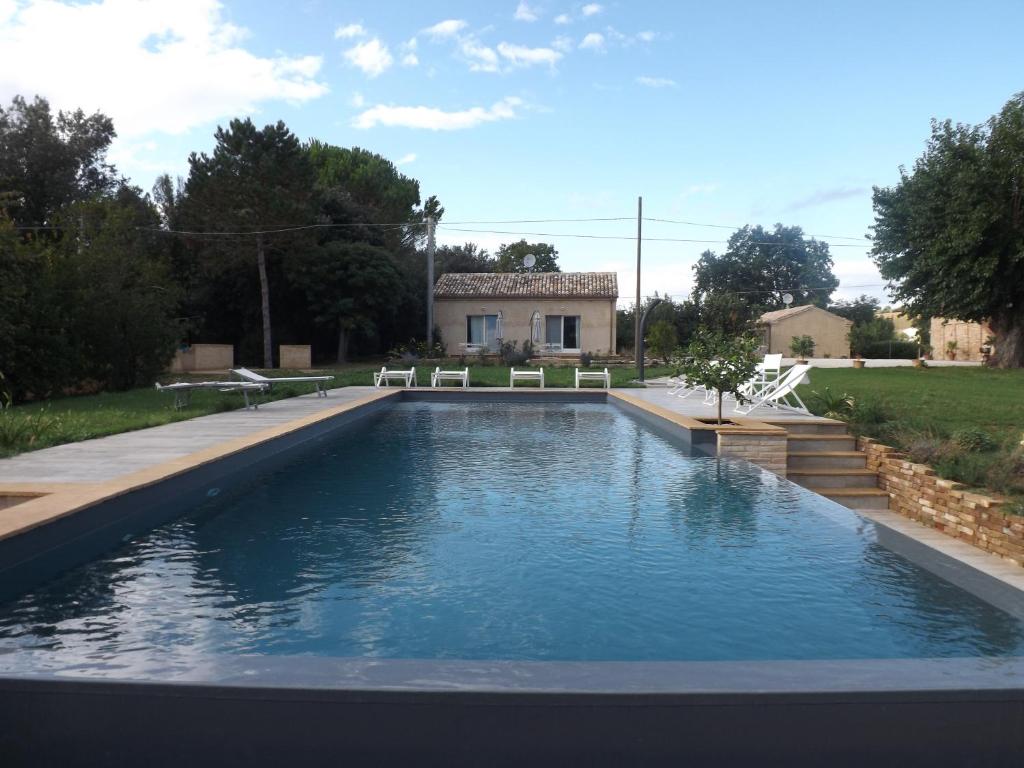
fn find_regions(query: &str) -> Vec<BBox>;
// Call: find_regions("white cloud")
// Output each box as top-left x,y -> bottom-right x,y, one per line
350,91 -> 365,107
353,97 -> 523,131
334,23 -> 366,39
397,152 -> 417,165
497,42 -> 562,68
459,38 -> 500,72
636,75 -> 676,88
554,13 -> 571,24
579,32 -> 605,50
0,0 -> 327,139
551,35 -> 573,52
582,3 -> 602,16
514,1 -> 539,21
636,30 -> 656,42
344,38 -> 393,78
423,19 -> 468,39
402,52 -> 419,67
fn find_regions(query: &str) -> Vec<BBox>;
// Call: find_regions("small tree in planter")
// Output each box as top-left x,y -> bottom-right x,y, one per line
789,335 -> 815,362
946,340 -> 958,360
677,330 -> 760,424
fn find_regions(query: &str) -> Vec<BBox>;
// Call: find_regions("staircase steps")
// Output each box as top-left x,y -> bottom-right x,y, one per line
787,451 -> 868,470
787,468 -> 879,489
783,425 -> 889,511
816,488 -> 890,510
766,418 -> 848,435
786,434 -> 856,452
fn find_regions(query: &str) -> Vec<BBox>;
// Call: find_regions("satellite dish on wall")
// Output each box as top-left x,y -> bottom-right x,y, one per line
523,254 -> 537,271
782,293 -> 794,306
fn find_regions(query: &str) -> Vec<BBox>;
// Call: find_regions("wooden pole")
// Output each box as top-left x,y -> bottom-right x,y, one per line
426,216 -> 435,345
634,196 -> 642,367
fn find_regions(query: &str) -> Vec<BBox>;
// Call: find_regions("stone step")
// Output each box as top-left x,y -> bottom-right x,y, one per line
765,419 -> 849,435
819,488 -> 890,511
787,451 -> 868,470
787,434 -> 856,452
787,469 -> 880,489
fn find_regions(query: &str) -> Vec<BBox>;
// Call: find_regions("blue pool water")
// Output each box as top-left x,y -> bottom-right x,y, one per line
1,402 -> 1022,674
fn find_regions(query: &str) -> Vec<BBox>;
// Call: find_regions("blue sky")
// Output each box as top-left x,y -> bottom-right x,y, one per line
2,0 -> 1023,305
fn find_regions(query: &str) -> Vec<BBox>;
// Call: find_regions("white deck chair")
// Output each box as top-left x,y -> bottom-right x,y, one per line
156,381 -> 268,410
373,367 -> 417,388
737,353 -> 784,399
431,366 -> 469,388
575,367 -> 610,388
232,367 -> 333,398
510,367 -> 544,388
733,364 -> 812,414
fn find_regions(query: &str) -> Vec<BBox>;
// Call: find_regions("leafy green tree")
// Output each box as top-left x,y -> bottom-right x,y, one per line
495,240 -> 559,272
618,294 -> 700,353
697,292 -> 756,335
646,320 -> 678,363
184,119 -> 316,368
436,242 -> 495,275
871,93 -> 1024,367
677,330 -> 760,424
693,225 -> 839,310
829,295 -> 880,327
848,318 -> 896,356
0,95 -> 118,229
291,242 -> 406,363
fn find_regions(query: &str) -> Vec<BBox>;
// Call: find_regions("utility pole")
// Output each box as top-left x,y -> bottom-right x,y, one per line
634,196 -> 642,365
426,216 -> 436,344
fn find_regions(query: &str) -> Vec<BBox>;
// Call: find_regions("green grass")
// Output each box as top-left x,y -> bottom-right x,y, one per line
796,367 -> 1024,505
0,363 -> 670,458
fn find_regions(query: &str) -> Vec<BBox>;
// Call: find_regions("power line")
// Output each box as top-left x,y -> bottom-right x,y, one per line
436,225 -> 871,247
642,216 -> 869,242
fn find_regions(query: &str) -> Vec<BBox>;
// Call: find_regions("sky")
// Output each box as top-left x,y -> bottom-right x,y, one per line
2,0 -> 1023,307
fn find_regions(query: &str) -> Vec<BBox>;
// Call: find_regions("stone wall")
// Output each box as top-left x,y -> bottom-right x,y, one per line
717,432 -> 788,477
279,345 -> 312,369
169,344 -> 234,373
858,437 -> 1024,567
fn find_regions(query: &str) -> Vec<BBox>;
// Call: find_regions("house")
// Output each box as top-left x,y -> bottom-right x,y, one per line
758,305 -> 852,358
433,272 -> 618,356
929,317 -> 993,361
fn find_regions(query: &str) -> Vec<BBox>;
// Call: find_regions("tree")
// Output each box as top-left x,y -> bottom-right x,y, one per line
646,320 -> 678,363
0,95 -> 119,230
184,119 -> 316,368
676,330 -> 760,424
829,295 -> 880,327
495,240 -> 559,272
789,335 -> 816,359
618,294 -> 700,353
696,292 -> 756,335
693,225 -> 839,310
848,318 -> 896,357
435,242 -> 496,275
871,93 -> 1024,367
291,242 -> 406,363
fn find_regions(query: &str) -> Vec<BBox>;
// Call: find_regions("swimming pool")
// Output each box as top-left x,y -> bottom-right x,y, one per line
1,400 -> 1022,676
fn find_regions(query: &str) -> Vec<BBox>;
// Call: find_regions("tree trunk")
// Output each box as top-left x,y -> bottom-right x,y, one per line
717,389 -> 724,424
337,324 -> 348,365
991,310 -> 1024,368
256,234 -> 273,369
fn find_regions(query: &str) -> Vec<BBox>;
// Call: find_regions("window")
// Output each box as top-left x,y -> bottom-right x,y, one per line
467,314 -> 499,349
545,315 -> 581,351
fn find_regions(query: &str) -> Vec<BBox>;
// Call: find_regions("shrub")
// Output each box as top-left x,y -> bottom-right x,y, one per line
499,340 -> 533,366
789,335 -> 815,358
809,387 -> 854,419
859,340 -> 919,359
849,395 -> 891,427
952,427 -> 997,453
646,320 -> 678,363
388,338 -> 446,361
579,350 -> 594,367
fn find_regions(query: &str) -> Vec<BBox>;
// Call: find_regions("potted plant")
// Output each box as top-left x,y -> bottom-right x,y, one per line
945,340 -> 958,360
852,355 -> 866,369
789,335 -> 815,364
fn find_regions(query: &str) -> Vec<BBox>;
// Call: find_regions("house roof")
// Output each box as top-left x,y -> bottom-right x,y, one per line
759,304 -> 852,325
434,272 -> 618,299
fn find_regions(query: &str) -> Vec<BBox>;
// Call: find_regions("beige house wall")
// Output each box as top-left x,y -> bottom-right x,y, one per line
764,308 -> 852,358
169,344 -> 234,373
929,317 -> 992,361
434,298 -> 617,355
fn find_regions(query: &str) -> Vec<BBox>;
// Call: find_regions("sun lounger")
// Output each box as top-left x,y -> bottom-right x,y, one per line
510,367 -> 544,388
156,381 -> 268,410
575,367 -> 610,388
431,367 -> 469,388
373,367 -> 417,388
232,367 -> 333,397
733,364 -> 811,414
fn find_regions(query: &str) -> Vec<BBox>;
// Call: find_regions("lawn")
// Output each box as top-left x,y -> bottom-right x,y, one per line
796,366 -> 1024,505
0,363 -> 670,458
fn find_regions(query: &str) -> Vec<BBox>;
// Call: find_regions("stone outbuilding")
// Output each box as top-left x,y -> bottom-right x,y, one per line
929,318 -> 993,361
758,305 -> 852,359
433,272 -> 618,356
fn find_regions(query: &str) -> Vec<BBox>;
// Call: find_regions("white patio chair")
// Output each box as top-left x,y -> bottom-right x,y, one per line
575,367 -> 610,388
373,367 -> 417,388
510,367 -> 544,388
431,366 -> 469,388
232,367 -> 333,398
733,364 -> 812,414
156,381 -> 268,410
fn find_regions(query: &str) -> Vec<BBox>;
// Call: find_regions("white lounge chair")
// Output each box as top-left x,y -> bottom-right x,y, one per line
733,364 -> 812,414
737,353 -> 784,399
510,367 -> 544,388
373,367 -> 417,388
431,366 -> 469,388
575,367 -> 610,388
156,381 -> 268,410
232,367 -> 333,398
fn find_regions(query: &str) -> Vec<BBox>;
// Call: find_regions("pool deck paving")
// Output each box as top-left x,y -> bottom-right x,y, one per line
0,384 -> 1021,597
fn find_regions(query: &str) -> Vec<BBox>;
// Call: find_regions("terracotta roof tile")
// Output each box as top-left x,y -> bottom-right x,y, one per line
434,272 -> 618,299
